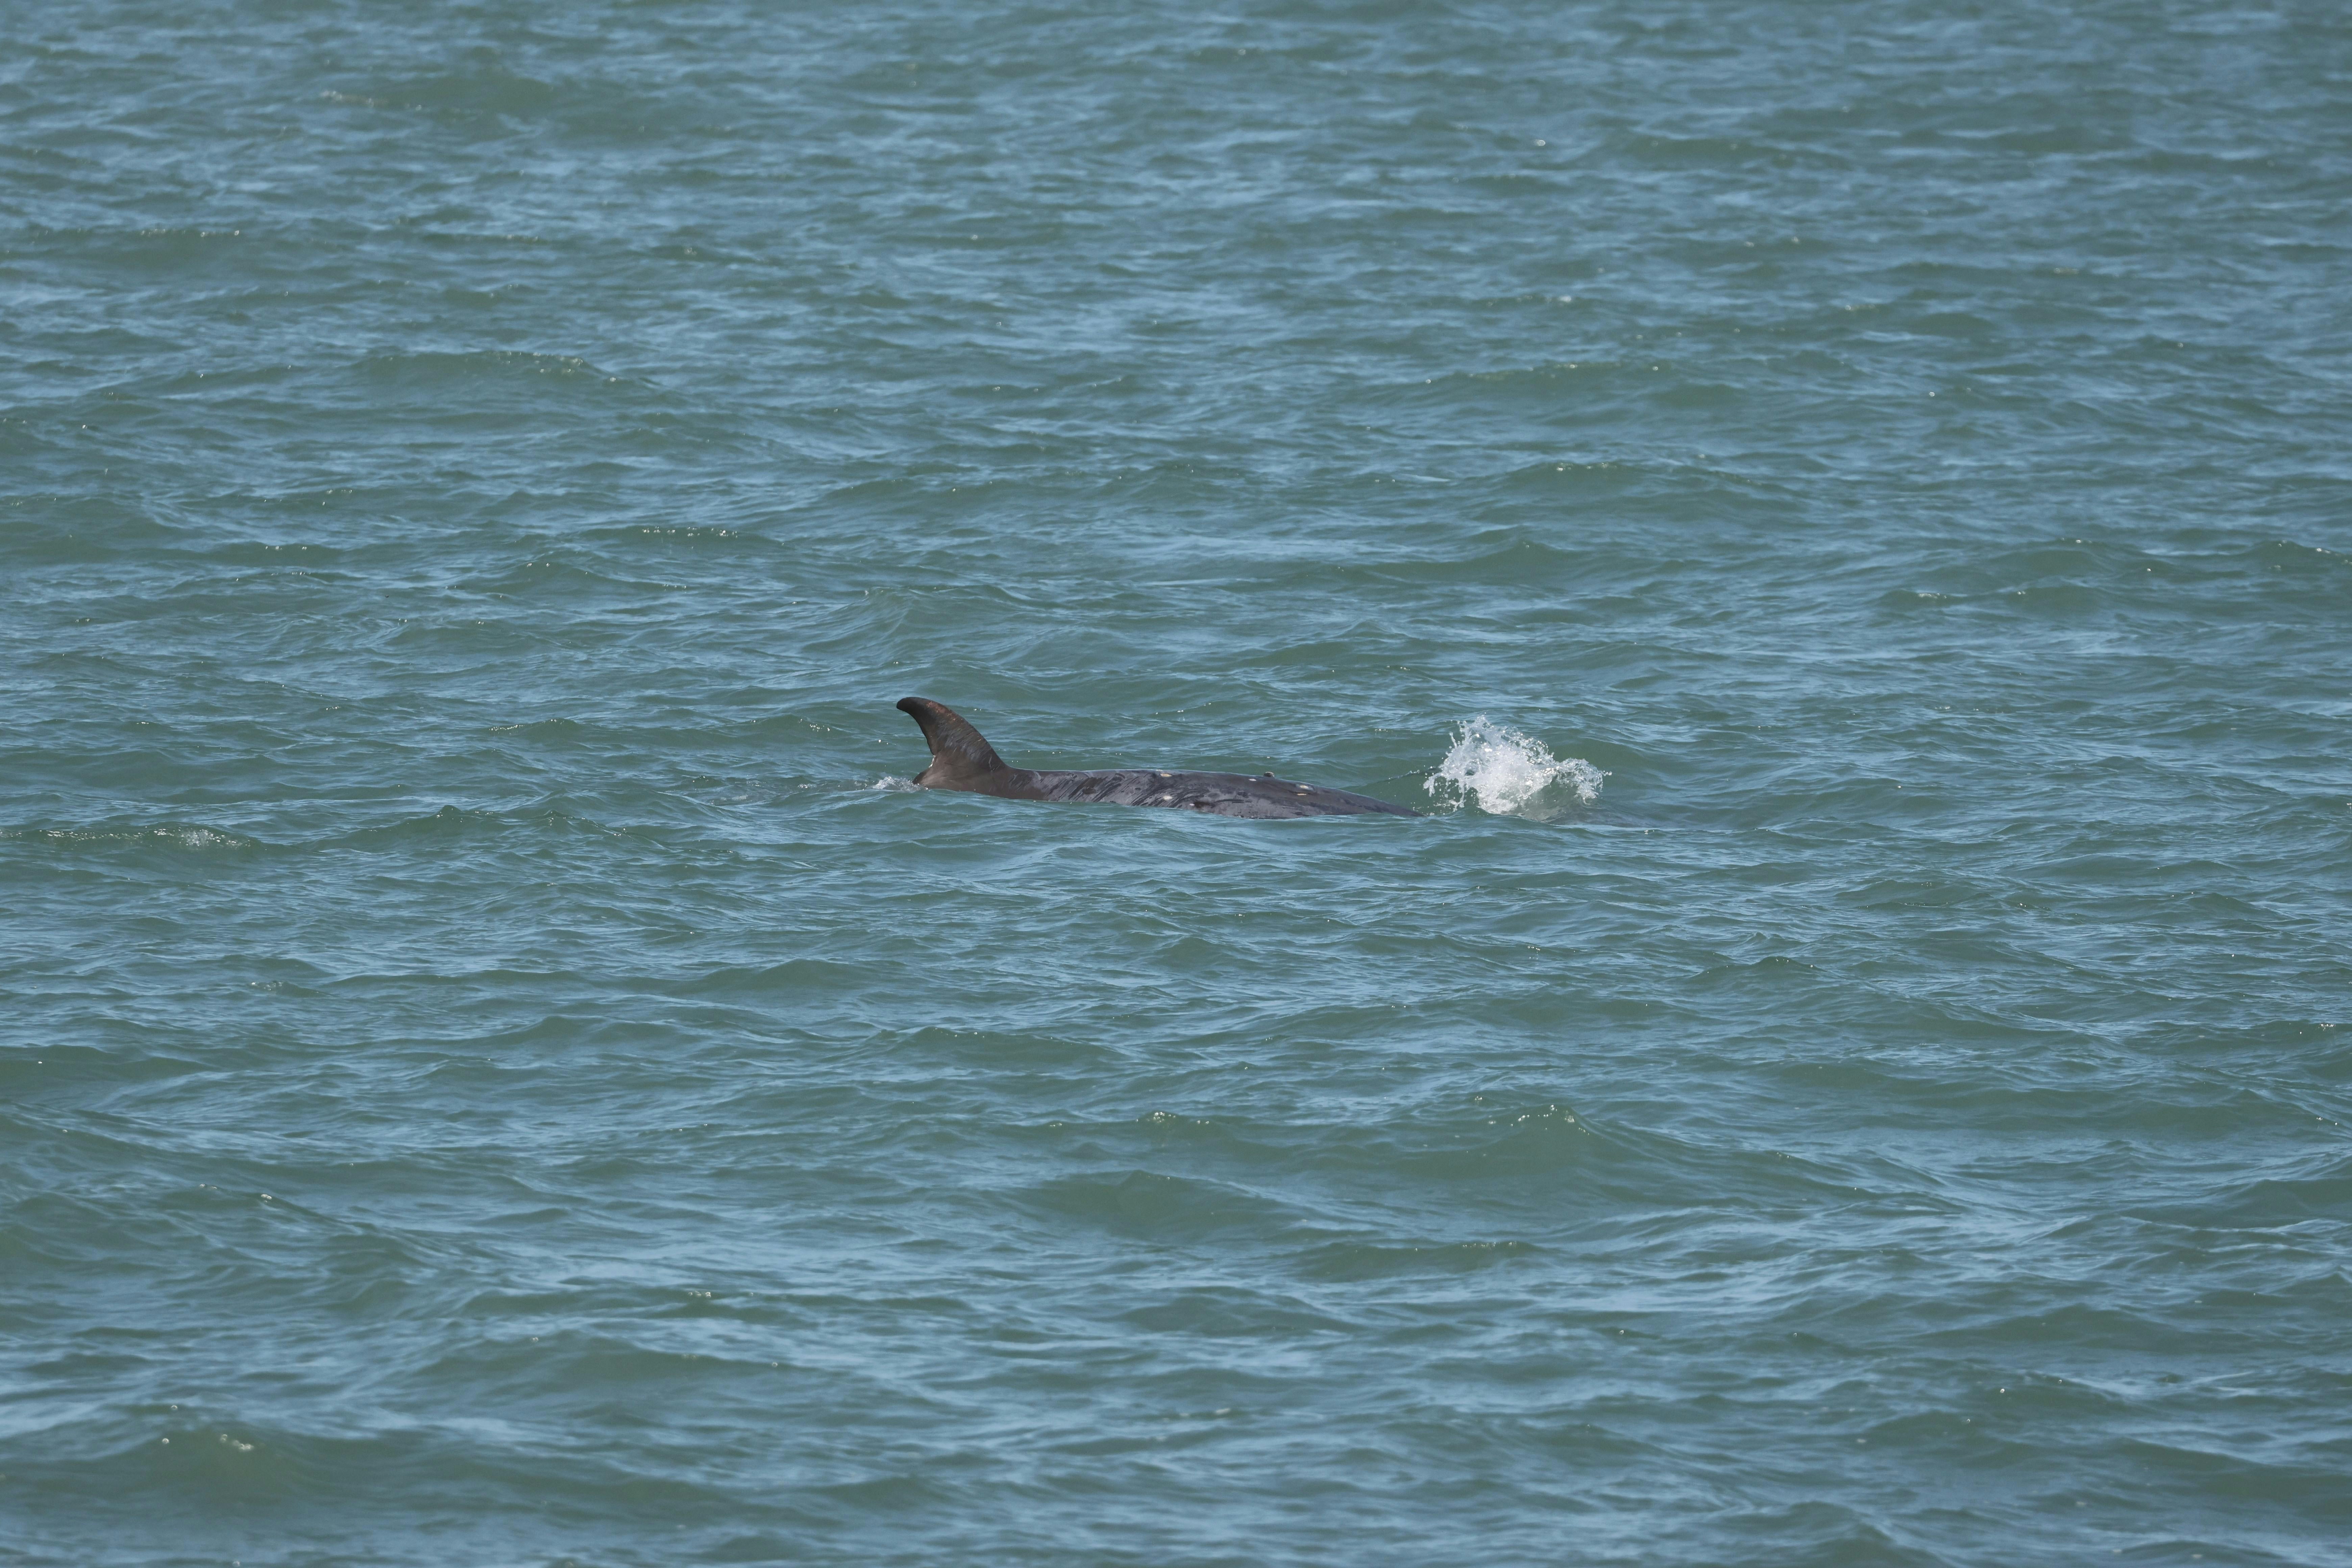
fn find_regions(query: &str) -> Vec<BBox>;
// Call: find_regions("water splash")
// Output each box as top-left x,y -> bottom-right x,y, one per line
1425,717 -> 1605,819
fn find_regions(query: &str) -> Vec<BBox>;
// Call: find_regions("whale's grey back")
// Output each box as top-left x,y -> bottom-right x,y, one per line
1029,768 -> 1418,819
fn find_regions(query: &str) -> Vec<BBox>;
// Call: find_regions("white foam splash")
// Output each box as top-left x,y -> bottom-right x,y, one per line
1425,717 -> 1605,819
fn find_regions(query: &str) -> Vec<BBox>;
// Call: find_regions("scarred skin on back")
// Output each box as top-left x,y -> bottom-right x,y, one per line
895,697 -> 1418,820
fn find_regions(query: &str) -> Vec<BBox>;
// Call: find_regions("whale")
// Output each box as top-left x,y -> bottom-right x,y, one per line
895,697 -> 1419,819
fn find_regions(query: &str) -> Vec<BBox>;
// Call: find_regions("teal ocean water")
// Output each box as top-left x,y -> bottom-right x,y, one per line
6,3 -> 2350,1564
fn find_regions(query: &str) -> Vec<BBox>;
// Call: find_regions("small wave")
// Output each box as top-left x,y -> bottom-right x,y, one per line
1,824 -> 262,852
868,776 -> 920,792
1424,717 -> 1604,819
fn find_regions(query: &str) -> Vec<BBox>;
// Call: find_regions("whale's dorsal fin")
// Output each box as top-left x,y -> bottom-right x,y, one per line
897,696 -> 1012,787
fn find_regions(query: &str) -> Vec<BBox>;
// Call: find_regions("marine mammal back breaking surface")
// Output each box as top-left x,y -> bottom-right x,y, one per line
895,697 -> 1419,820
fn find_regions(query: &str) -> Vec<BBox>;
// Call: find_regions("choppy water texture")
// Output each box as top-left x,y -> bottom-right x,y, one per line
5,2 -> 2351,1564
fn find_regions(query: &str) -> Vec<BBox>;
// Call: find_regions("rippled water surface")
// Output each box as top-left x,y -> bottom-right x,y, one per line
6,2 -> 2351,1564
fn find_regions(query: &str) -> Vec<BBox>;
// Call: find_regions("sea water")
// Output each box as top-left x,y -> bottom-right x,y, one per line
4,3 -> 2349,1564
